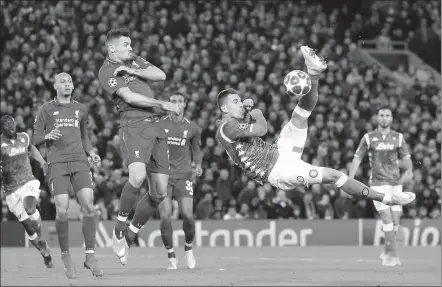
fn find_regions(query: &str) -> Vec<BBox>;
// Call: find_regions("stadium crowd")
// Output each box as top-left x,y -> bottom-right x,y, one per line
1,0 -> 440,221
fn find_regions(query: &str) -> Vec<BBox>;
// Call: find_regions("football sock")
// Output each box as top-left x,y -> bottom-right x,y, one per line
29,210 -> 43,239
298,77 -> 319,112
55,218 -> 70,253
383,223 -> 397,256
160,219 -> 175,257
116,182 -> 140,239
82,214 -> 96,257
183,217 -> 195,251
125,195 -> 155,245
21,218 -> 41,250
334,173 -> 385,202
167,248 -> 176,259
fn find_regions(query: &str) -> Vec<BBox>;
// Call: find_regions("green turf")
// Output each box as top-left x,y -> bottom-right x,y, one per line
1,246 -> 440,286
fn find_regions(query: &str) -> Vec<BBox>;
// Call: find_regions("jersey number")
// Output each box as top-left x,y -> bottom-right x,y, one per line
185,180 -> 193,196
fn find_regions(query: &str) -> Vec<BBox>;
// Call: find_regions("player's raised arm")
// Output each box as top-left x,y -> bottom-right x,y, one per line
349,133 -> 369,178
398,133 -> 413,183
113,56 -> 166,82
116,87 -> 180,114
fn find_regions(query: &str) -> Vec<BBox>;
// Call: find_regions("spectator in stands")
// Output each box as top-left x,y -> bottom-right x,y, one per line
0,0 -> 439,221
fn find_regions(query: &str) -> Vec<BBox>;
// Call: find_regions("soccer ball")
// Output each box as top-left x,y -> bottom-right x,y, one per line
283,70 -> 312,98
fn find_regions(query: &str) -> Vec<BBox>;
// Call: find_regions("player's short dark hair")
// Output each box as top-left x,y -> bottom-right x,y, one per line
170,92 -> 188,102
378,106 -> 392,113
105,28 -> 130,44
216,88 -> 239,111
0,115 -> 14,126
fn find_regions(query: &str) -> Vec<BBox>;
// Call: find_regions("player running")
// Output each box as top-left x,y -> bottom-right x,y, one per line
349,107 -> 413,267
33,73 -> 102,278
1,115 -> 53,268
215,46 -> 416,230
156,93 -> 203,269
98,28 -> 179,265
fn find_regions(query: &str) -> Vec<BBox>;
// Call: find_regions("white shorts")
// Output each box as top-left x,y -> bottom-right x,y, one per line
5,180 -> 41,222
371,185 -> 403,211
268,122 -> 323,190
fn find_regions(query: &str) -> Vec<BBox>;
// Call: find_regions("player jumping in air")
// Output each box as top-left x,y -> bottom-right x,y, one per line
215,46 -> 416,229
34,73 -> 102,278
156,93 -> 203,269
1,116 -> 53,268
98,28 -> 180,265
349,107 -> 413,267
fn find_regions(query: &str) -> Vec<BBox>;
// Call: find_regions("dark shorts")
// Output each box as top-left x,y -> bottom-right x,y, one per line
119,120 -> 169,174
47,161 -> 94,196
167,177 -> 194,199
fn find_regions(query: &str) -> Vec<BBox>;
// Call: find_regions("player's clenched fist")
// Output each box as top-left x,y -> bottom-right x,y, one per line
194,164 -> 203,177
45,128 -> 62,141
249,109 -> 264,119
89,150 -> 101,166
243,99 -> 254,111
161,102 -> 180,115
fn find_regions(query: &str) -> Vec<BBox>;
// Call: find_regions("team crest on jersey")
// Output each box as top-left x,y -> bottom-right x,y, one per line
183,130 -> 188,138
75,110 -> 79,118
20,138 -> 25,143
238,123 -> 249,130
135,150 -> 140,158
108,78 -> 117,88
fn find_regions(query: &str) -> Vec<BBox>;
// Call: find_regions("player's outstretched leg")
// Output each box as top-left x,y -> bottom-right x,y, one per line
319,168 -> 415,206
54,194 -> 76,279
77,188 -> 103,277
298,45 -> 327,111
23,196 -> 53,268
179,197 -> 196,269
158,197 -> 178,269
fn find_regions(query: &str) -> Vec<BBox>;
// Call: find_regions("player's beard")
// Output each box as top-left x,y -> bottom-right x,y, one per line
379,122 -> 390,129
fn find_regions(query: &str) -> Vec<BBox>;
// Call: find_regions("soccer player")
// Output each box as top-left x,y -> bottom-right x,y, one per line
349,107 -> 413,266
33,72 -> 102,278
215,46 -> 416,234
98,28 -> 179,265
1,115 -> 53,268
156,93 -> 203,269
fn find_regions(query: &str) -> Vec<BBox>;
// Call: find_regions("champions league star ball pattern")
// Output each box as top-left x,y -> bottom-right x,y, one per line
283,70 -> 312,98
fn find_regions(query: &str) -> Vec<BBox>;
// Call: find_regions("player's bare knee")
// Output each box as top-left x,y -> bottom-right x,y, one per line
56,209 -> 68,221
129,168 -> 146,188
25,206 -> 37,216
182,210 -> 194,222
321,168 -> 342,184
82,203 -> 95,216
290,106 -> 311,129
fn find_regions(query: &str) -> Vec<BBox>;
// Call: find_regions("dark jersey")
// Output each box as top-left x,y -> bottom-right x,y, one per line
33,98 -> 92,164
98,56 -> 162,126
355,129 -> 411,186
1,133 -> 35,195
216,120 -> 279,184
156,115 -> 201,179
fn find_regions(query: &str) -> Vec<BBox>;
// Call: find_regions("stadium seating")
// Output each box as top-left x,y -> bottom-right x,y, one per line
0,0 -> 440,221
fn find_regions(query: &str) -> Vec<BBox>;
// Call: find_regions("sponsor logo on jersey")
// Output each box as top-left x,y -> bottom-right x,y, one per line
9,146 -> 26,157
1,143 -> 8,147
375,143 -> 395,151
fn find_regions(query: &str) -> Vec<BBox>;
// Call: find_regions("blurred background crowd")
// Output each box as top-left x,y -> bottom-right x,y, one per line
1,0 -> 440,221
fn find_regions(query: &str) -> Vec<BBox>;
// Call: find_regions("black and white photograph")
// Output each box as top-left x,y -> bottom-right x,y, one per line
0,0 -> 441,286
